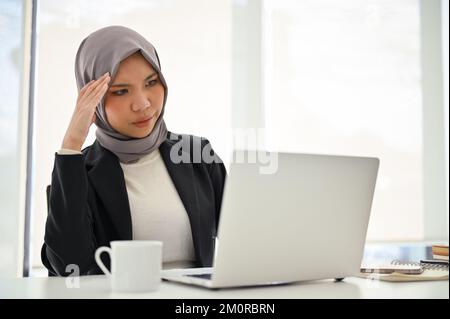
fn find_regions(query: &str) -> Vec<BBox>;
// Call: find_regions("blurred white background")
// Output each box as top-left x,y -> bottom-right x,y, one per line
0,0 -> 26,278
264,0 -> 424,241
0,0 -> 448,277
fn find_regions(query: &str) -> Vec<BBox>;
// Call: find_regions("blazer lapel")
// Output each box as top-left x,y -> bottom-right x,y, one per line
84,135 -> 210,265
159,137 -> 205,264
85,141 -> 132,240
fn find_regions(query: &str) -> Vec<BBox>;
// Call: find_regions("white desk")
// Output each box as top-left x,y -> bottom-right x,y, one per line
0,275 -> 447,299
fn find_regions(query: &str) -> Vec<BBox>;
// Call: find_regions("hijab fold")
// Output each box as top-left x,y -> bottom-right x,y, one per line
75,25 -> 168,163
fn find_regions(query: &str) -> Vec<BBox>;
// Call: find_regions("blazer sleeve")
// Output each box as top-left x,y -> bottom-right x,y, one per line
202,138 -> 227,233
41,153 -> 97,276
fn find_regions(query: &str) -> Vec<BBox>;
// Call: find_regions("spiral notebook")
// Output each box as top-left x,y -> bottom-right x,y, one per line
358,260 -> 449,282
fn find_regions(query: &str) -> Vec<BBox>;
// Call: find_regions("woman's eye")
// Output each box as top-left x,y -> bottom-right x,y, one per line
111,80 -> 157,96
112,89 -> 127,96
146,80 -> 157,87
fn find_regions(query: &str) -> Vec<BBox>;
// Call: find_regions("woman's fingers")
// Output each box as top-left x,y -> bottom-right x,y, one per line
80,74 -> 110,107
88,74 -> 110,94
79,80 -> 94,93
80,73 -> 110,97
63,72 -> 111,151
84,81 -> 109,108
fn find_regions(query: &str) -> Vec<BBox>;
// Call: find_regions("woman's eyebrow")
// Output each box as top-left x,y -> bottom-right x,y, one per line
110,72 -> 158,87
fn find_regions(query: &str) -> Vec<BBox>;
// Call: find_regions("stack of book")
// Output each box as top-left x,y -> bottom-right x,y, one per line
358,244 -> 449,282
432,245 -> 449,261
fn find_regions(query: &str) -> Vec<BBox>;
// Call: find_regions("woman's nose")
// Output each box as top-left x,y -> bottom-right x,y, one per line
131,95 -> 151,112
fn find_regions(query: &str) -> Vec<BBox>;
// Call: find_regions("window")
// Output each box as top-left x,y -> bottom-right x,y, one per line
263,0 -> 426,240
0,0 -> 27,277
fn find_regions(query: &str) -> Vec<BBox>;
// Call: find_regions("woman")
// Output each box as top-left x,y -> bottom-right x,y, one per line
41,26 -> 226,276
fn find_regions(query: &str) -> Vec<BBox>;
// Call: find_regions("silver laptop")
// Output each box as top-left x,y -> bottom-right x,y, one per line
162,151 -> 379,289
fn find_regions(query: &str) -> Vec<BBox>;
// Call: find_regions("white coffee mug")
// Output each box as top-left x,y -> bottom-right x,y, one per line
95,240 -> 162,292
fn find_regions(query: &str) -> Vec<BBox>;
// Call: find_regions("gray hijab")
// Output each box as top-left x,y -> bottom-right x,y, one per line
74,25 -> 168,164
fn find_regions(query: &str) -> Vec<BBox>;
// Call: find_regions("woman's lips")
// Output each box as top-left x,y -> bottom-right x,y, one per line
133,116 -> 153,128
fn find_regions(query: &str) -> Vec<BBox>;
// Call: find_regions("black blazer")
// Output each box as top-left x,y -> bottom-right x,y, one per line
41,131 -> 226,276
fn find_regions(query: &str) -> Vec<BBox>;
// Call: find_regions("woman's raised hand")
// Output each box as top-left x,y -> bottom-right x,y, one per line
61,72 -> 110,151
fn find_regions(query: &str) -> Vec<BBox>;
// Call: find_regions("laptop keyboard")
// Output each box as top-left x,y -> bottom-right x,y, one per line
186,273 -> 212,280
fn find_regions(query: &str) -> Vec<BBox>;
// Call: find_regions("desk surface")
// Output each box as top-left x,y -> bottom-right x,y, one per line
1,275 -> 448,299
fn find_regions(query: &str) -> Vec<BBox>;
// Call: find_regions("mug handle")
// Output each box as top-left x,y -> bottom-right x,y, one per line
95,246 -> 112,277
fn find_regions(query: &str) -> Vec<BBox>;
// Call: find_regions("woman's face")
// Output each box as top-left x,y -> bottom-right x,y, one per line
104,52 -> 165,138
